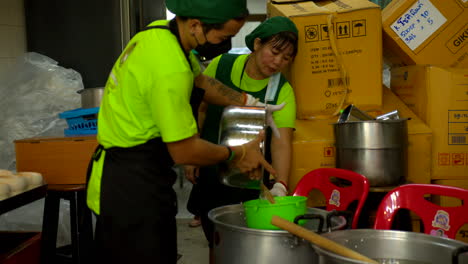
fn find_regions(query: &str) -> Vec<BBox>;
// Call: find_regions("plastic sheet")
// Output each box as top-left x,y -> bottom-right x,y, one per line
0,52 -> 83,170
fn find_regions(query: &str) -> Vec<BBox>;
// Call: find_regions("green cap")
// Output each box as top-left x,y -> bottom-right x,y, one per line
166,0 -> 248,24
245,16 -> 298,51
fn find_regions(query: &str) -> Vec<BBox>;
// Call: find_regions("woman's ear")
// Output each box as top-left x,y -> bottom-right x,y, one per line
253,37 -> 262,52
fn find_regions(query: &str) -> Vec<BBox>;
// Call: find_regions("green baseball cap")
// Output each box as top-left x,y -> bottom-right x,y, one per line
245,16 -> 298,51
166,0 -> 248,24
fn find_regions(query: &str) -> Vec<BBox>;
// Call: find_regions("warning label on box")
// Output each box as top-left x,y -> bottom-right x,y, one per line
438,153 -> 451,166
390,0 -> 447,51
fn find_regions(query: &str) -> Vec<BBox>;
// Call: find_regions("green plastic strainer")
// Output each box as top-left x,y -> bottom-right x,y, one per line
243,196 -> 307,230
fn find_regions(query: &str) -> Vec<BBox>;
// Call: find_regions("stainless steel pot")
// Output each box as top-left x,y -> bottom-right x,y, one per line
77,87 -> 104,108
313,229 -> 468,264
209,204 -> 346,264
218,106 -> 266,189
333,119 -> 408,187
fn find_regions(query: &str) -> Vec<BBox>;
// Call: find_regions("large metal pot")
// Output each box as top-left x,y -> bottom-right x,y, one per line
313,229 -> 468,264
209,204 -> 346,264
218,106 -> 266,189
333,119 -> 408,186
77,87 -> 104,108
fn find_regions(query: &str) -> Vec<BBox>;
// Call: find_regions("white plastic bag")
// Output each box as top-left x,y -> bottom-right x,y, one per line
0,52 -> 83,170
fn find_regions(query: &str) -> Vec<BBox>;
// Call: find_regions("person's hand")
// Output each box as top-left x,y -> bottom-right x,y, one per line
245,94 -> 285,138
184,165 -> 199,184
270,182 -> 288,197
232,131 -> 276,180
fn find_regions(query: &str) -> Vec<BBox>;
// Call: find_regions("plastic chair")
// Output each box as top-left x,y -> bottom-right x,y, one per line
373,184 -> 468,239
292,168 -> 370,229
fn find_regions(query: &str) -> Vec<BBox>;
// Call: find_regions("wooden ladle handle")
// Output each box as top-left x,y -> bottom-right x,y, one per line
271,215 -> 379,264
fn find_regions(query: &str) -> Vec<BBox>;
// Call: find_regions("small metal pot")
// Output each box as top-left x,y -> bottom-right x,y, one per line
210,204 -> 347,264
77,87 -> 104,108
313,229 -> 468,264
218,106 -> 266,189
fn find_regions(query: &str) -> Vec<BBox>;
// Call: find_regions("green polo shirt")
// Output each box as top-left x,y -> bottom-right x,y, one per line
204,54 -> 296,128
97,20 -> 200,148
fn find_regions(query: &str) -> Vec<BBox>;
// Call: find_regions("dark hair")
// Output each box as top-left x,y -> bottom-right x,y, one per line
259,31 -> 298,58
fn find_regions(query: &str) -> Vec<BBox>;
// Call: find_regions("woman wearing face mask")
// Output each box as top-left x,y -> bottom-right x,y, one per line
184,16 -> 298,263
84,1 -> 282,263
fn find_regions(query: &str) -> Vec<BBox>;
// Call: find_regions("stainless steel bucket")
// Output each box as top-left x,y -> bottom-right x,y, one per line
333,119 -> 408,187
209,204 -> 346,264
218,106 -> 266,189
77,87 -> 104,108
312,229 -> 468,264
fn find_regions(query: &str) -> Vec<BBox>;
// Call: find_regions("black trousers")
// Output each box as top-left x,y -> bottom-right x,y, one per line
91,138 -> 178,264
196,166 -> 259,248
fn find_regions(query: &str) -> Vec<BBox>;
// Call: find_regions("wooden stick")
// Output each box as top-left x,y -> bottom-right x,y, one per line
260,182 -> 275,204
271,215 -> 378,264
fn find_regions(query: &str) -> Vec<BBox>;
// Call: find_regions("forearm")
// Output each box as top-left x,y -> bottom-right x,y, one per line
195,74 -> 244,106
167,135 -> 244,166
167,135 -> 227,165
271,128 -> 293,184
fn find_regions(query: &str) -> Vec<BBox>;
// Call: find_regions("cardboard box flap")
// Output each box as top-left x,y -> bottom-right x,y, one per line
270,0 -> 380,17
371,87 -> 432,135
14,135 -> 97,144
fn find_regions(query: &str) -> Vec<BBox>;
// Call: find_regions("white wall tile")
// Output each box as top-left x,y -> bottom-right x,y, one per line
10,26 -> 26,56
0,0 -> 25,26
248,0 -> 267,14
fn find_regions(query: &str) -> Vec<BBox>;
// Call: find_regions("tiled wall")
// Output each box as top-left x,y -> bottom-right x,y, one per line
0,0 -> 26,76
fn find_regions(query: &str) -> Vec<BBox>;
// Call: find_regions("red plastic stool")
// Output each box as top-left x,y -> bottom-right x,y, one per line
374,183 -> 468,239
293,168 -> 370,229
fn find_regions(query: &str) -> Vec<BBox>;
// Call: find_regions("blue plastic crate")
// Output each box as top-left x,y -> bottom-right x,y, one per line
58,107 -> 99,136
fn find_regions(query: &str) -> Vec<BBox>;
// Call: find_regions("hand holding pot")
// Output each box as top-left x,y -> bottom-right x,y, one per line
231,130 -> 276,179
245,94 -> 285,138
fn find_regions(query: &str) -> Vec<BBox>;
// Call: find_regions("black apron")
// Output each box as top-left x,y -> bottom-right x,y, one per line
88,20 -> 203,264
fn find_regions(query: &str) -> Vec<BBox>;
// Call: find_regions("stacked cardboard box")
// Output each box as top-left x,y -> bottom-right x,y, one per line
268,0 -> 383,118
391,66 -> 468,180
382,0 -> 468,68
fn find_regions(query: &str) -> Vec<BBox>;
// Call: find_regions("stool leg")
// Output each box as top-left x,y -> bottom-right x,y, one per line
41,192 -> 60,264
77,190 -> 93,264
69,191 -> 80,264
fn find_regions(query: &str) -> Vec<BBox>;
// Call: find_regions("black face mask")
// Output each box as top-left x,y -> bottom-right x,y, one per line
195,38 -> 232,61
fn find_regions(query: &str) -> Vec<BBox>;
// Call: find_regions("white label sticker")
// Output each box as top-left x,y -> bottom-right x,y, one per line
391,0 -> 447,51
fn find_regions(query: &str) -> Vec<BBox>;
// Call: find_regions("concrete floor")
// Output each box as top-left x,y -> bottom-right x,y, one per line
174,167 -> 209,264
176,219 -> 209,264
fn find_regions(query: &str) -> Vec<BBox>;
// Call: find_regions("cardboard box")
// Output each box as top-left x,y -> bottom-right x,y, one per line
391,66 -> 468,179
290,118 -> 336,192
431,179 -> 468,243
289,87 -> 432,192
267,0 -> 383,118
15,136 -> 98,185
382,0 -> 468,68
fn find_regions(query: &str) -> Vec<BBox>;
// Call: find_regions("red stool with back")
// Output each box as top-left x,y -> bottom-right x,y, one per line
373,183 -> 468,239
292,168 -> 370,229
